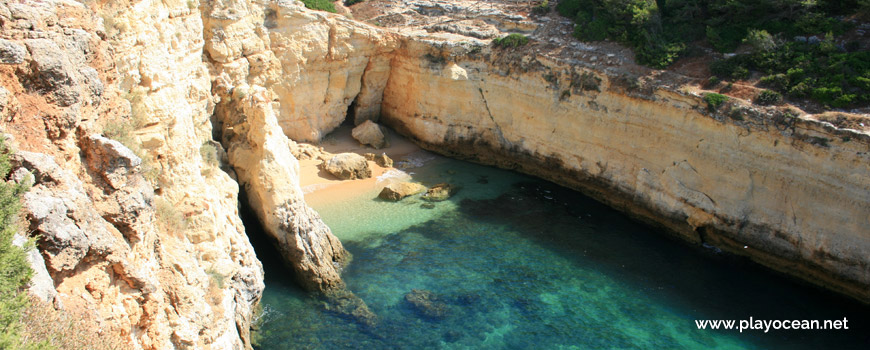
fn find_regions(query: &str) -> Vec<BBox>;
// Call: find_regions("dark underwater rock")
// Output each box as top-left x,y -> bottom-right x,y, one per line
404,289 -> 448,319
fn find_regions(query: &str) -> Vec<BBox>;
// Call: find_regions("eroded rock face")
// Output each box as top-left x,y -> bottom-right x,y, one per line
215,85 -> 347,292
1,1 -> 264,349
201,0 -> 399,142
82,134 -> 143,190
0,38 -> 26,64
323,152 -> 372,180
379,44 -> 870,302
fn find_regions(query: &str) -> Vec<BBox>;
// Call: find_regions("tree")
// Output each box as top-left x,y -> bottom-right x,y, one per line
0,137 -> 32,349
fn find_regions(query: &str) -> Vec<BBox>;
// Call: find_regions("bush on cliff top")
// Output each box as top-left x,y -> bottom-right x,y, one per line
703,93 -> 728,111
301,0 -> 336,13
557,0 -> 869,108
493,34 -> 530,48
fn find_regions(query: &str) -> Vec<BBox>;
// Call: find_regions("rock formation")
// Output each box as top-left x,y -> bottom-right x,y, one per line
379,182 -> 426,201
215,84 -> 348,292
422,183 -> 459,202
352,119 -> 387,148
364,152 -> 394,167
379,41 -> 870,302
1,1 -> 263,348
1,0 -> 868,349
323,152 -> 372,180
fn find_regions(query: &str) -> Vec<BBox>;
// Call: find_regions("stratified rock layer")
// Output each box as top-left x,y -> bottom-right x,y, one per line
379,45 -> 870,302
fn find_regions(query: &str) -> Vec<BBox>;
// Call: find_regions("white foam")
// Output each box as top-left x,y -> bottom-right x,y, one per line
376,168 -> 412,184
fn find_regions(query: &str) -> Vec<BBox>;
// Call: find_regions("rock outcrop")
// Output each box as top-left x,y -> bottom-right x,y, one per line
379,182 -> 426,201
1,1 -> 264,349
379,43 -> 870,302
364,152 -> 394,167
215,84 -> 348,292
2,1 -> 869,350
352,119 -> 387,148
404,289 -> 448,319
422,183 -> 459,202
323,152 -> 372,180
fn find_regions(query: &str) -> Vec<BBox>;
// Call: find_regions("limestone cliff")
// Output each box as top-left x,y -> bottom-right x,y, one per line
199,0 -> 869,303
378,41 -> 870,302
1,0 -> 263,348
2,0 -> 869,349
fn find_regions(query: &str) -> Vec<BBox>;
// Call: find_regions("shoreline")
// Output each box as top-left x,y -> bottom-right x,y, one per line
299,123 -> 423,207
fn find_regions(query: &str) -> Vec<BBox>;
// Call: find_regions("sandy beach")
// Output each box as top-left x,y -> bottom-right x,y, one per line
298,123 -> 423,205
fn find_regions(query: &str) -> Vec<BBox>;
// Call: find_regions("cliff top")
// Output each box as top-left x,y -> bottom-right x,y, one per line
340,0 -> 870,135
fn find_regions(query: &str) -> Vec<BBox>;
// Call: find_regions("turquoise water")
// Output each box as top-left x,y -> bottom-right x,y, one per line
250,153 -> 868,350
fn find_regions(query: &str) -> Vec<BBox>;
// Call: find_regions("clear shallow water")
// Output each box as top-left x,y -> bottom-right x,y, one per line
250,154 -> 868,350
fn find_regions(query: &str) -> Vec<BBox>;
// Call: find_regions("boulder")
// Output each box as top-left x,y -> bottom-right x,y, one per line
24,39 -> 79,106
404,289 -> 448,318
324,289 -> 378,327
352,120 -> 387,149
82,134 -> 143,190
323,153 -> 371,180
422,183 -> 459,202
378,182 -> 426,201
364,152 -> 393,167
0,39 -> 26,64
12,233 -> 58,306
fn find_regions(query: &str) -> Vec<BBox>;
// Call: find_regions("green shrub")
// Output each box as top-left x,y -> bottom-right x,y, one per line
573,72 -> 601,92
754,89 -> 783,105
759,73 -> 788,91
344,0 -> 363,6
710,58 -> 750,80
493,34 -> 530,48
532,0 -> 549,15
706,76 -> 721,87
555,0 -> 866,91
0,137 -> 34,350
301,0 -> 336,13
744,29 -> 777,52
703,93 -> 729,111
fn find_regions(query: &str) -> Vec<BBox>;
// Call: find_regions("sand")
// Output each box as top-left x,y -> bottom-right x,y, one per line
298,123 -> 423,205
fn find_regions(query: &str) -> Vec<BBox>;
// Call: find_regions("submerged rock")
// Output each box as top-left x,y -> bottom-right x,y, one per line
422,183 -> 459,202
404,289 -> 448,319
352,120 -> 387,149
364,152 -> 394,167
323,153 -> 372,180
379,182 -> 426,201
324,289 -> 378,327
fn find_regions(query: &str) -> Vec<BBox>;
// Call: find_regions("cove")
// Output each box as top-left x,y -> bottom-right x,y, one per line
248,153 -> 868,349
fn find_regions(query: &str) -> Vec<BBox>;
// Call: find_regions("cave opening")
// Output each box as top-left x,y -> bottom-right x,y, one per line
343,96 -> 359,127
237,189 -> 301,289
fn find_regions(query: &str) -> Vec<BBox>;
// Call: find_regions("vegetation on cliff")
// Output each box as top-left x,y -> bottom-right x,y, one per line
301,0 -> 337,13
0,137 -> 34,349
556,0 -> 870,108
493,33 -> 531,48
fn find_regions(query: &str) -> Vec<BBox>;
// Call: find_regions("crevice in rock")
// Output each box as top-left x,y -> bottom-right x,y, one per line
344,95 -> 359,127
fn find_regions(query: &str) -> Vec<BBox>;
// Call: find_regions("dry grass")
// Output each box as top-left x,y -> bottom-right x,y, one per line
155,197 -> 189,237
19,296 -> 130,350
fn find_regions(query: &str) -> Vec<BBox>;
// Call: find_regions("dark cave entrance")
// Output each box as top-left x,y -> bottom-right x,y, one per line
343,96 -> 359,127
